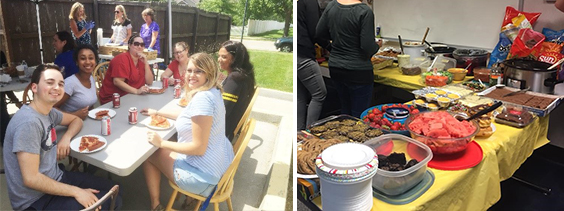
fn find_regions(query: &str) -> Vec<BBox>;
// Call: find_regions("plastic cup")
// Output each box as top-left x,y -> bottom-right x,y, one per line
398,54 -> 410,68
16,66 -> 25,79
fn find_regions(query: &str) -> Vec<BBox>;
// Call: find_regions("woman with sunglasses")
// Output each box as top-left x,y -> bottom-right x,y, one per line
98,35 -> 154,104
140,8 -> 160,54
160,42 -> 190,87
109,5 -> 132,46
140,53 -> 233,211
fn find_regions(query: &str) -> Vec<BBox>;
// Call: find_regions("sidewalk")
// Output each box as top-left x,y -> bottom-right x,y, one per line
0,88 -> 293,210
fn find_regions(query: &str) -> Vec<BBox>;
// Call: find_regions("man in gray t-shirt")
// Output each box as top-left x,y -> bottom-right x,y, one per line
3,64 -> 121,210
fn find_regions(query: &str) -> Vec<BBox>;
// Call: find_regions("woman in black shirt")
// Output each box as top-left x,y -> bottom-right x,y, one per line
316,0 -> 382,118
218,41 -> 256,141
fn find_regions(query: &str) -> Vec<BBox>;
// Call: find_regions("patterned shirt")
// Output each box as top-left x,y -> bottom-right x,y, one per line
72,19 -> 91,45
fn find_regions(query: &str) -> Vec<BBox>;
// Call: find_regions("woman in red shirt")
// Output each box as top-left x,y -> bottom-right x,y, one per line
160,42 -> 190,87
98,35 -> 154,104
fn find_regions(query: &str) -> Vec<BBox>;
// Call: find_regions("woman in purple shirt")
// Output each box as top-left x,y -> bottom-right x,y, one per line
140,8 -> 160,54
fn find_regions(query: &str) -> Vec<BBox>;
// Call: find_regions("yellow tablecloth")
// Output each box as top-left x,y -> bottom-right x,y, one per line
320,61 -> 473,91
307,116 -> 550,211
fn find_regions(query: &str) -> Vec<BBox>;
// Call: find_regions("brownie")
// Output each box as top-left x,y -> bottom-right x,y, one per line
377,152 -> 420,172
496,108 -> 534,125
485,88 -> 554,109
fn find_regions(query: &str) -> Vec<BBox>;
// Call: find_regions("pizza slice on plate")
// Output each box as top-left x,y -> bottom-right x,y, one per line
179,97 -> 188,107
79,136 -> 105,152
95,110 -> 110,120
149,88 -> 165,94
149,115 -> 170,128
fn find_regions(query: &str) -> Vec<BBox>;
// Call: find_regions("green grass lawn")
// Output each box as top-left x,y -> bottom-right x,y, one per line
249,28 -> 294,40
249,49 -> 293,93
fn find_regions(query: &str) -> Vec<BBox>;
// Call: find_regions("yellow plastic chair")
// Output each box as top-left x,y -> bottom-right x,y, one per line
80,185 -> 119,211
165,118 -> 256,211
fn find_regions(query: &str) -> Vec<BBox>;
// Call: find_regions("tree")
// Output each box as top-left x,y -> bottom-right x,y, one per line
271,0 -> 292,37
199,0 -> 293,37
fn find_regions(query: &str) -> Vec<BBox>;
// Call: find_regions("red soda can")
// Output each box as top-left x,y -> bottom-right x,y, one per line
174,79 -> 181,87
101,116 -> 111,135
128,107 -> 138,124
112,93 -> 120,108
162,77 -> 169,89
173,85 -> 181,99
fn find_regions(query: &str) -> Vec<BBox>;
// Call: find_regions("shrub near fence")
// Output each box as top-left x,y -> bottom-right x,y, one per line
0,0 -> 231,66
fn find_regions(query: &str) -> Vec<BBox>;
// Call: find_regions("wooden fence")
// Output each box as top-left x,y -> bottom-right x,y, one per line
0,0 -> 231,66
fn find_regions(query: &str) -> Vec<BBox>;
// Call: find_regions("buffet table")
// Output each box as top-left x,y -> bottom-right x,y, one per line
319,62 -> 473,91
298,115 -> 550,210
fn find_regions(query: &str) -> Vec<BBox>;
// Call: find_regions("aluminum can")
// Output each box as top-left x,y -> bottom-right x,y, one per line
128,107 -> 138,124
173,85 -> 181,99
174,79 -> 181,87
101,116 -> 111,135
162,77 -> 169,89
112,93 -> 120,108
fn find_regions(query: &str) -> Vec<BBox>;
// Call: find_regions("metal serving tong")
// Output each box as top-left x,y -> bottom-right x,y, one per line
502,87 -> 530,97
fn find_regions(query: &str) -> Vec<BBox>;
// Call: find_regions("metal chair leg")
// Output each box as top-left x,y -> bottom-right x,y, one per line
511,176 -> 552,195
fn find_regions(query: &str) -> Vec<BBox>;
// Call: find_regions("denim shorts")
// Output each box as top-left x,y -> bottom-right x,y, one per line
173,159 -> 218,197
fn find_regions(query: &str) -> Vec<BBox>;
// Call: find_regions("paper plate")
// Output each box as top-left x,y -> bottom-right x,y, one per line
70,135 -> 107,153
297,172 -> 318,179
141,117 -> 175,130
88,108 -> 116,120
176,98 -> 188,107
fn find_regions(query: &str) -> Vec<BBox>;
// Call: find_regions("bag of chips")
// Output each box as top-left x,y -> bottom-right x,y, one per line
508,28 -> 545,60
542,28 -> 564,44
488,33 -> 512,68
538,42 -> 564,65
501,6 -> 541,28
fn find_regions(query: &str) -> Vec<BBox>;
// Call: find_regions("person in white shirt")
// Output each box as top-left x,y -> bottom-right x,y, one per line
140,53 -> 234,211
109,5 -> 132,45
54,44 -> 98,119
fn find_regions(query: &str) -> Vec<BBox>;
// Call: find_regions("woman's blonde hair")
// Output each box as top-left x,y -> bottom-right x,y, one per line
69,2 -> 86,20
184,53 -> 222,101
114,5 -> 129,23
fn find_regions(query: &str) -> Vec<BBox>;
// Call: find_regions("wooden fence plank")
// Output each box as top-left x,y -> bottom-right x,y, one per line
2,0 -> 230,66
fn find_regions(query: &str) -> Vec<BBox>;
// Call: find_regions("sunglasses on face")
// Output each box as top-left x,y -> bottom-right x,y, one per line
132,42 -> 145,47
114,11 -> 120,13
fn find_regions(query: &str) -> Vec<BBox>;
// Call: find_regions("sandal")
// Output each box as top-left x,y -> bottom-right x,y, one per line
152,204 -> 165,211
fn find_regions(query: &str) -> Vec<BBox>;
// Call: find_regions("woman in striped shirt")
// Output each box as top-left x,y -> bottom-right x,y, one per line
140,53 -> 234,211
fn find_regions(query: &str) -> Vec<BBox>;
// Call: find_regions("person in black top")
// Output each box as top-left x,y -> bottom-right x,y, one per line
218,41 -> 256,141
297,0 -> 331,130
316,0 -> 382,118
